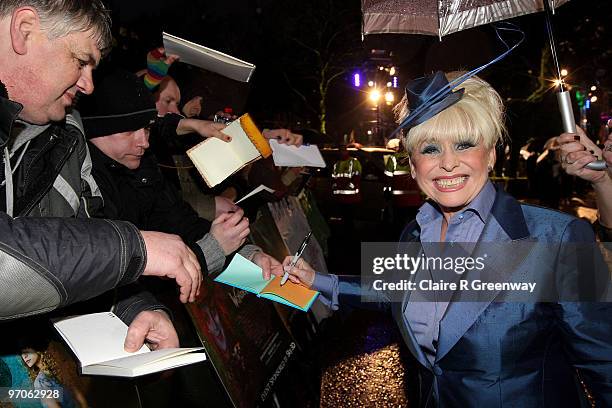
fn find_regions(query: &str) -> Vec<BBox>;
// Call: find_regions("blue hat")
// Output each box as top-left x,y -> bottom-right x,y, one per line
393,23 -> 525,137
401,71 -> 465,131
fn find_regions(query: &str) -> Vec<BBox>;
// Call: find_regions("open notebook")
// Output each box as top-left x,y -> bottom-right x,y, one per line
214,254 -> 319,312
187,114 -> 271,187
53,312 -> 206,377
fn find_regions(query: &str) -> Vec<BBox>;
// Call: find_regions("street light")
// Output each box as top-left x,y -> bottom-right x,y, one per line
560,68 -> 568,77
369,89 -> 381,104
384,91 -> 394,104
368,89 -> 383,144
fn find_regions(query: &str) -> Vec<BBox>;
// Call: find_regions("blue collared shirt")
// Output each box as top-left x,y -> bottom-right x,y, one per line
416,181 -> 496,243
406,181 -> 496,364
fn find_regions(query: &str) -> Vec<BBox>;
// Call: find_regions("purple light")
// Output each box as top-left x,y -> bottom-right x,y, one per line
354,73 -> 361,87
392,76 -> 398,88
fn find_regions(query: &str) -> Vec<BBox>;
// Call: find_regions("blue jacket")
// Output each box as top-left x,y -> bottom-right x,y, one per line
316,188 -> 612,407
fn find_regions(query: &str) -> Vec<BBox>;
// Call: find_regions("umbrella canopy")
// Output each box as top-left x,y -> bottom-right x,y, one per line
366,0 -> 607,171
362,0 -> 570,38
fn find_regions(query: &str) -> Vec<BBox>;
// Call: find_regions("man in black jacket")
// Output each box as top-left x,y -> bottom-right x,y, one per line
0,0 -> 201,350
81,68 -> 280,278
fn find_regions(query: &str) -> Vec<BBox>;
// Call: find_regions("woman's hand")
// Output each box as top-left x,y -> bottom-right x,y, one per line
274,256 -> 316,288
603,133 -> 612,177
177,118 -> 230,142
210,210 -> 250,255
558,126 -> 607,184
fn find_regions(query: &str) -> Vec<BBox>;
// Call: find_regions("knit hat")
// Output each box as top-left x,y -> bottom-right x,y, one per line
79,68 -> 158,139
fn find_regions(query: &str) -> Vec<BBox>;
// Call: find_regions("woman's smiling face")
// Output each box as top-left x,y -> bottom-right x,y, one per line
410,137 -> 495,218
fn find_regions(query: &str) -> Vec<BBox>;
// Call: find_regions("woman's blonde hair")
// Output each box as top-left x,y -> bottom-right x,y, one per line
393,71 -> 507,154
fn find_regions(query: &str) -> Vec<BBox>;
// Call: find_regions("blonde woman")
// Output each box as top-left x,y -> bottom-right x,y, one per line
273,72 -> 611,407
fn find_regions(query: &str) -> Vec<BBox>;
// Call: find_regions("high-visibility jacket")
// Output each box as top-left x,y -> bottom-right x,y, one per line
332,157 -> 362,203
384,153 -> 423,207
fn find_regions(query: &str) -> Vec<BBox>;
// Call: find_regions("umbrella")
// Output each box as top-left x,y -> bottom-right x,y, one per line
361,0 -> 570,39
362,0 -> 606,170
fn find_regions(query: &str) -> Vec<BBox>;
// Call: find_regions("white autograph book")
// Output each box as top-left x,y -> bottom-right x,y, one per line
162,32 -> 255,82
269,139 -> 326,168
53,312 -> 206,377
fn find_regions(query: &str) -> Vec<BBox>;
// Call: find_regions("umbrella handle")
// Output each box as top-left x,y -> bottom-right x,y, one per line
557,91 -> 576,134
557,91 -> 607,170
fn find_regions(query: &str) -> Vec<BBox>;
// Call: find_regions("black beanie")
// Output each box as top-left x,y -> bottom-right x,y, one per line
79,68 -> 158,139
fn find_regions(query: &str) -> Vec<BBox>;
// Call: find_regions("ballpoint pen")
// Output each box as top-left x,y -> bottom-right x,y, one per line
280,231 -> 313,286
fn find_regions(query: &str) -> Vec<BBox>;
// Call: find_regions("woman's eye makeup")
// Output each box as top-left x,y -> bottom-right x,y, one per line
418,140 -> 476,154
456,141 -> 476,150
420,144 -> 440,155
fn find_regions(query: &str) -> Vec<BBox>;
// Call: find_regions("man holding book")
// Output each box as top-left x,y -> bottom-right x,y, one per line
0,0 -> 202,340
79,68 -> 281,282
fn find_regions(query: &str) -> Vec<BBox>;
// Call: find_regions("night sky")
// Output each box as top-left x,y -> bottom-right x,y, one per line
102,0 -> 610,144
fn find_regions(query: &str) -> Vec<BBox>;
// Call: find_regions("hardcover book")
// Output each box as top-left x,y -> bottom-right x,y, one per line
53,312 -> 206,377
187,113 -> 271,187
214,254 -> 319,312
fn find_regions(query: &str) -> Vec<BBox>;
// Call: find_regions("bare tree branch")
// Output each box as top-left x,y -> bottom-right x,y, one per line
282,72 -> 319,115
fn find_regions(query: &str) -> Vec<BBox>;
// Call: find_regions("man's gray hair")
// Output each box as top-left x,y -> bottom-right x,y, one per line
0,0 -> 112,51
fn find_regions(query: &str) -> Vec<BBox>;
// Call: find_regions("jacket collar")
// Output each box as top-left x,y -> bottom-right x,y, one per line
88,140 -> 155,178
88,140 -> 137,174
488,184 -> 530,240
88,141 -> 119,168
0,92 -> 24,149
